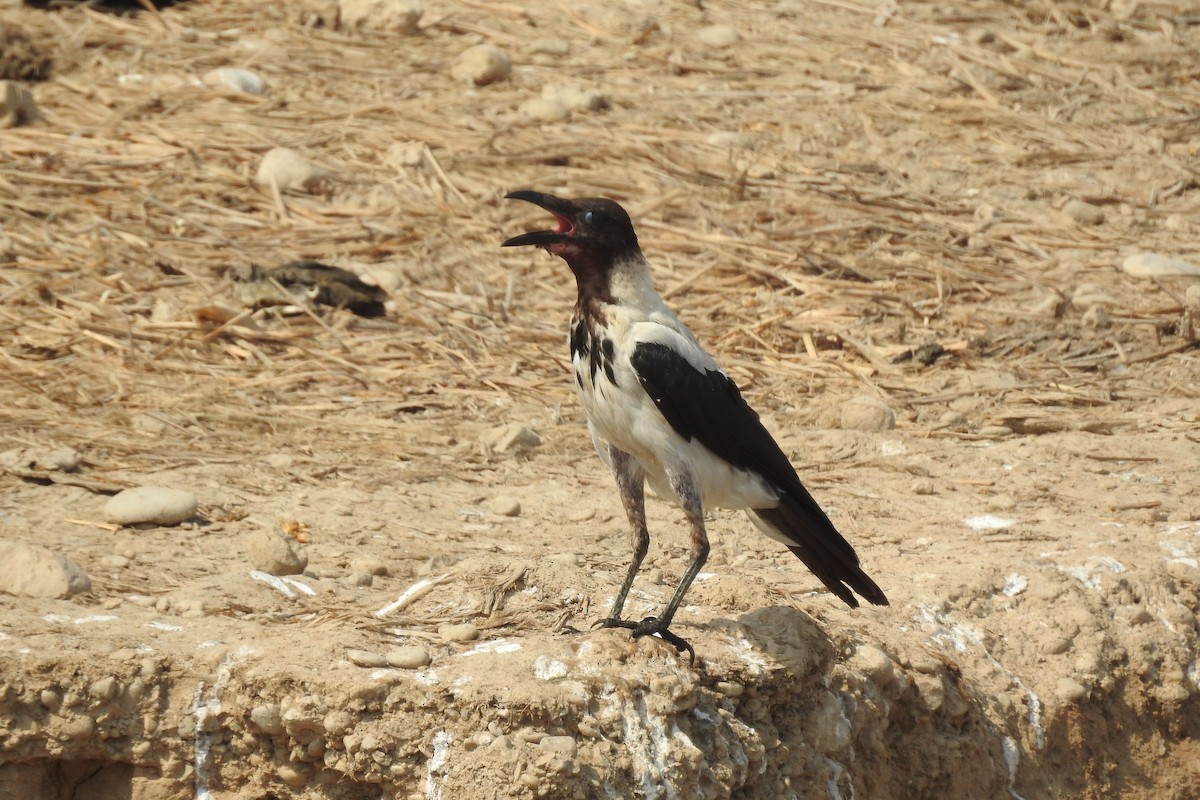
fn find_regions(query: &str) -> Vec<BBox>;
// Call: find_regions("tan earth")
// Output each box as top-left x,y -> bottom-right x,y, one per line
2,1 -> 1200,799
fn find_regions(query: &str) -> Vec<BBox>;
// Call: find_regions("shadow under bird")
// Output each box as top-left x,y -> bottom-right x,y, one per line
502,190 -> 888,661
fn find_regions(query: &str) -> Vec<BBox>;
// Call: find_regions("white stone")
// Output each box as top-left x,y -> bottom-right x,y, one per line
541,85 -> 608,112
203,67 -> 267,95
519,97 -> 570,123
1121,253 -> 1200,278
104,486 -> 197,527
254,147 -> 330,193
696,24 -> 741,48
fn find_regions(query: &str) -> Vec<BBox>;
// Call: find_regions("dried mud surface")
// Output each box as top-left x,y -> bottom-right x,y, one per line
1,1 -> 1200,799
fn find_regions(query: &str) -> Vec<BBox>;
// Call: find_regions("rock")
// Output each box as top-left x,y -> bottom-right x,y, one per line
1121,253 -> 1200,278
338,0 -> 422,34
539,735 -> 577,755
486,496 -> 522,517
35,446 -> 82,472
1055,678 -> 1089,704
104,486 -> 197,527
99,554 -> 130,570
1063,199 -> 1105,226
0,80 -> 38,128
518,97 -> 570,122
386,645 -> 431,669
250,704 -> 284,735
451,44 -> 511,86
347,649 -> 387,668
482,423 -> 541,454
987,494 -> 1017,512
246,525 -> 308,576
0,540 -> 91,598
203,67 -> 266,95
527,39 -> 570,57
2,446 -> 81,472
323,710 -> 355,737
89,676 -> 121,701
438,622 -> 479,643
276,764 -> 308,789
541,85 -> 608,112
706,131 -> 756,149
851,644 -> 896,686
254,147 -> 330,193
696,24 -> 741,48
839,395 -> 896,432
910,478 -> 936,496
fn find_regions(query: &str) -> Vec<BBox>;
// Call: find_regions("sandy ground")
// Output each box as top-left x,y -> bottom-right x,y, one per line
2,1 -> 1200,798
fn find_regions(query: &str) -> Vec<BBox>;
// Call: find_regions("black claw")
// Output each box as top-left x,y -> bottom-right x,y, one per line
593,616 -> 695,663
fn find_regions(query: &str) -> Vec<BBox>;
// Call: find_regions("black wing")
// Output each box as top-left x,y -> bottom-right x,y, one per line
629,341 -> 800,492
630,341 -> 888,608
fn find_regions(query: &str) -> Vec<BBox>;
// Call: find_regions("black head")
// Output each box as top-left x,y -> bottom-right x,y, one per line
501,191 -> 640,273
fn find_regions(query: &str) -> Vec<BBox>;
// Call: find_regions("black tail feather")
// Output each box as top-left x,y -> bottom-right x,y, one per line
751,489 -> 888,608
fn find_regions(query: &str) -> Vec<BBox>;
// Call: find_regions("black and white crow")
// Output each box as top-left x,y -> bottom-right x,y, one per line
502,190 -> 888,660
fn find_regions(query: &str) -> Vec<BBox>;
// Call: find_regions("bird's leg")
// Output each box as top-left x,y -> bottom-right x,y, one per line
593,447 -> 649,628
628,466 -> 708,663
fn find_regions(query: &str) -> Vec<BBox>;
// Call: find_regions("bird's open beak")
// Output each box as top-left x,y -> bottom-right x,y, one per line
502,190 -> 576,248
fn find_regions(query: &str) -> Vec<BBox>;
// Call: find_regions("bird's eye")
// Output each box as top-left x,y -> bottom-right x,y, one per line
582,211 -> 595,225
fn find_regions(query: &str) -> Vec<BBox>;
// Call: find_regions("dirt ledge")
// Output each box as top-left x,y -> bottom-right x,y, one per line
3,545 -> 1198,800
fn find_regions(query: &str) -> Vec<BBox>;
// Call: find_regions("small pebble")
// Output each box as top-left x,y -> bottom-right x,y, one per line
852,644 -> 896,686
977,425 -> 1013,438
246,526 -> 308,576
61,715 -> 95,740
322,710 -> 355,737
203,67 -> 267,95
338,0 -> 423,34
541,85 -> 608,112
263,453 -> 295,470
254,147 -> 330,193
250,704 -> 284,735
386,645 -> 431,669
482,424 -> 541,453
527,39 -> 570,57
1063,199 -> 1105,226
840,395 -> 896,432
438,622 -> 479,643
1055,678 -> 1088,704
486,496 -> 522,517
104,486 -> 197,527
539,735 -> 577,755
276,764 -> 308,789
1081,305 -> 1110,329
519,97 -> 570,123
346,649 -> 387,668
715,681 -> 744,698
40,688 -> 61,709
344,572 -> 373,588
99,555 -> 131,569
451,44 -> 511,86
939,410 -> 967,427
987,494 -> 1017,511
910,478 -> 936,496
696,24 -> 740,48
89,676 -> 121,701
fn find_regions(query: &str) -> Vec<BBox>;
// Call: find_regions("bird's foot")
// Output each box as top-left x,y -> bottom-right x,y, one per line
592,616 -> 695,663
